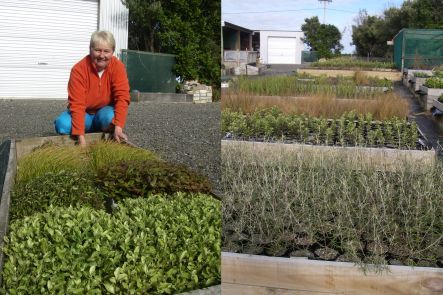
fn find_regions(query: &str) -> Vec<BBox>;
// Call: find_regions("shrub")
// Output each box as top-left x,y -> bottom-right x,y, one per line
424,77 -> 443,88
95,159 -> 213,202
11,170 -> 105,221
2,193 -> 221,294
413,72 -> 431,78
222,108 -> 420,149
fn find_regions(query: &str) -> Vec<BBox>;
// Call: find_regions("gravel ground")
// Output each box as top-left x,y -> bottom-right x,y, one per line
0,99 -> 221,193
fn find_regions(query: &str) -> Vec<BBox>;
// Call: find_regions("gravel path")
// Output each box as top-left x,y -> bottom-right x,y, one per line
0,99 -> 221,193
394,82 -> 443,151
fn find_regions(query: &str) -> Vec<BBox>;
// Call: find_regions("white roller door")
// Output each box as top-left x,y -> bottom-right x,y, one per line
267,37 -> 297,64
0,0 -> 98,99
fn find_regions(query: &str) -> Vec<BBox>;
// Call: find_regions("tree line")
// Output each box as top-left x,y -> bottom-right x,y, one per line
301,0 -> 443,58
352,0 -> 443,58
121,0 -> 220,88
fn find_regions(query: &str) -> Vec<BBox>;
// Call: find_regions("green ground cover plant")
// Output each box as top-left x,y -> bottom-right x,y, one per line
2,193 -> 221,294
424,77 -> 443,89
5,142 -> 220,293
222,144 -> 443,269
310,57 -> 395,70
11,170 -> 105,221
222,108 -> 420,149
230,74 -> 391,99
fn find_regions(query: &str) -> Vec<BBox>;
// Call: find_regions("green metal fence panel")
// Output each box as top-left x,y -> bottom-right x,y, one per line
393,29 -> 443,71
302,51 -> 318,63
121,50 -> 177,93
393,30 -> 404,71
0,140 -> 11,199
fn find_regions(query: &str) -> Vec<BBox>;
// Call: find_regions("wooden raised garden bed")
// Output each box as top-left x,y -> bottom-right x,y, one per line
410,76 -> 429,92
418,85 -> 443,111
402,69 -> 432,88
0,134 -> 221,294
298,68 -> 402,81
221,140 -> 443,294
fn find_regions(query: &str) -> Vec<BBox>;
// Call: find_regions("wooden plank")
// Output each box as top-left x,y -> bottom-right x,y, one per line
222,253 -> 443,295
222,283 -> 337,294
222,140 -> 436,172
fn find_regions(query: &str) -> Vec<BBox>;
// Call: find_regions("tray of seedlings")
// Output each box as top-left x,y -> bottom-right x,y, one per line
229,72 -> 393,99
222,108 -> 430,150
221,141 -> 443,294
0,134 -> 221,294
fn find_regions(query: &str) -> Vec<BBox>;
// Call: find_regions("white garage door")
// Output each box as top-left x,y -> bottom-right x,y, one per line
267,37 -> 297,64
0,0 -> 98,99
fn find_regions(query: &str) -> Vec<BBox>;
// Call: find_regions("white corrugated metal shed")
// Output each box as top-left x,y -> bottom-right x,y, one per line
0,0 -> 129,99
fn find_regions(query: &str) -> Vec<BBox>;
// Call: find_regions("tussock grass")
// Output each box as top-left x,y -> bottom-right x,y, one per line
222,91 -> 409,120
17,145 -> 89,184
16,141 -> 161,185
230,75 -> 390,99
88,141 -> 159,171
222,143 -> 443,269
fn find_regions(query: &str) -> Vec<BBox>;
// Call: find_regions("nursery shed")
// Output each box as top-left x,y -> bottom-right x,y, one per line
393,29 -> 443,71
259,30 -> 305,65
0,0 -> 129,99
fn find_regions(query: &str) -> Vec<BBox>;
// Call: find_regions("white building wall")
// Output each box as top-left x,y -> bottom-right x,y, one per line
0,0 -> 129,99
99,0 -> 129,57
259,31 -> 305,65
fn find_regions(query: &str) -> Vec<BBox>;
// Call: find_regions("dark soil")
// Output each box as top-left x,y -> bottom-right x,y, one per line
0,100 -> 221,194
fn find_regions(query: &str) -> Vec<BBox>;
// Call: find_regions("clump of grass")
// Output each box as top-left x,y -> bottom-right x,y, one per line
354,71 -> 370,85
221,91 -> 409,121
230,75 -> 388,99
88,141 -> 160,171
16,141 -> 160,185
17,145 -> 89,184
222,143 -> 443,270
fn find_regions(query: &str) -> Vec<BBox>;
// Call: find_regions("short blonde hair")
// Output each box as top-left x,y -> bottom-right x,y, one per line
90,30 -> 115,51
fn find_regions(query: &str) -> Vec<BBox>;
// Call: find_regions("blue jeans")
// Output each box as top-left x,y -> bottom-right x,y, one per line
54,106 -> 115,135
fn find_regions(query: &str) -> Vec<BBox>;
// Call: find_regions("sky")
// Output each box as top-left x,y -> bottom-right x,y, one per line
222,0 -> 405,53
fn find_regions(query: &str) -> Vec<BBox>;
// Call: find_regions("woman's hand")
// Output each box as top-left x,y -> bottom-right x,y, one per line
77,135 -> 87,147
113,125 -> 128,143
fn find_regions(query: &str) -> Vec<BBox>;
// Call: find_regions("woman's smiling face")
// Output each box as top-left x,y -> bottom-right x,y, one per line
90,41 -> 114,72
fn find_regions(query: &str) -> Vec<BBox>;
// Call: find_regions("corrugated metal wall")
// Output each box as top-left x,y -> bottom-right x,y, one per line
99,1 -> 129,58
0,0 -> 129,99
0,0 -> 99,99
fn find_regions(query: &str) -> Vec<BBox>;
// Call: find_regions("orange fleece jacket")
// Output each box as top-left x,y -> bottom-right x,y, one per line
68,55 -> 130,135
